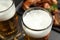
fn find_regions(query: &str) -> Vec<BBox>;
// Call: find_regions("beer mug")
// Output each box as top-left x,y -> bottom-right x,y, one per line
22,7 -> 53,40
0,0 -> 18,40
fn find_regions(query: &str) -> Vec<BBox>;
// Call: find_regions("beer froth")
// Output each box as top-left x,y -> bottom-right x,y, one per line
0,0 -> 16,21
23,10 -> 52,38
23,10 -> 52,30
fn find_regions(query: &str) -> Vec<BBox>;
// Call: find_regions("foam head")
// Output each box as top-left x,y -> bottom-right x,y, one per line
0,0 -> 16,21
0,0 -> 12,11
23,9 -> 52,30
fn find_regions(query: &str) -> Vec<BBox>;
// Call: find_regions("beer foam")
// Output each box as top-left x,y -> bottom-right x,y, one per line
23,10 -> 52,30
0,0 -> 12,11
0,0 -> 15,21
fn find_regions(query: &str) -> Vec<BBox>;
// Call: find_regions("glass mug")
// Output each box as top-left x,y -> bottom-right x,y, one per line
0,0 -> 18,40
22,7 -> 53,40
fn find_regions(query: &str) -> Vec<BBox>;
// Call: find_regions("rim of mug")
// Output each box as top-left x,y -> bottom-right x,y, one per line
22,7 -> 53,31
0,0 -> 14,13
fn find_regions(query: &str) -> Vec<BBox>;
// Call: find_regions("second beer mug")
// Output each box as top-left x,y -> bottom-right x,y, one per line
22,7 -> 53,40
0,0 -> 18,40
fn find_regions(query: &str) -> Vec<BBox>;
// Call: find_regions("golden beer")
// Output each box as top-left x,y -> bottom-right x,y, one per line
0,14 -> 18,39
